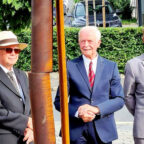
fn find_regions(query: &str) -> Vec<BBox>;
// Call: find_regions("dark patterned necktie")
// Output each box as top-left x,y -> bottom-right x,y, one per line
7,71 -> 19,93
88,61 -> 95,88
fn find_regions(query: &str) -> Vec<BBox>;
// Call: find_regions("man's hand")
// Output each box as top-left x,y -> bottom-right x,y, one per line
27,117 -> 33,130
78,104 -> 100,115
78,110 -> 95,122
78,104 -> 100,122
23,128 -> 34,144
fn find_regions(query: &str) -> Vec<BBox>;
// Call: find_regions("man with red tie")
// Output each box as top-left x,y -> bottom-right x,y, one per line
54,26 -> 124,144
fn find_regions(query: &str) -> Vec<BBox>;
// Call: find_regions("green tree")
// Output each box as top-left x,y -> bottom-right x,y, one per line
109,0 -> 133,19
0,0 -> 31,32
74,0 -> 80,3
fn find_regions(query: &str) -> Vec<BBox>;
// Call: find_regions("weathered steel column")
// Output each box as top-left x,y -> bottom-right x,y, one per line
56,0 -> 70,143
29,0 -> 55,144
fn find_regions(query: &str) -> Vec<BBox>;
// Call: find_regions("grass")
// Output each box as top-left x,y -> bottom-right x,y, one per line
122,18 -> 137,25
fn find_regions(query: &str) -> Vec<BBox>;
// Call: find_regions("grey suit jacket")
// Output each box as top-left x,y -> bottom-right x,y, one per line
0,67 -> 31,141
124,54 -> 144,138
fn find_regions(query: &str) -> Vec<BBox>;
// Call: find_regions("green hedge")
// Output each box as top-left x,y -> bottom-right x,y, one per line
15,27 -> 144,73
15,29 -> 32,71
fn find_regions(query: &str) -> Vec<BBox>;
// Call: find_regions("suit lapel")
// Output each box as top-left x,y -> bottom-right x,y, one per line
76,56 -> 91,91
0,67 -> 21,97
76,56 -> 105,93
92,56 -> 104,94
14,69 -> 29,114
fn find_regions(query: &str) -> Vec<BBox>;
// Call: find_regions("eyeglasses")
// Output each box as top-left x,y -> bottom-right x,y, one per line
0,48 -> 21,54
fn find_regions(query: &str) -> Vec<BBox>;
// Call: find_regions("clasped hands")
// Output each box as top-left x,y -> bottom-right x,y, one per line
78,104 -> 100,122
23,117 -> 34,144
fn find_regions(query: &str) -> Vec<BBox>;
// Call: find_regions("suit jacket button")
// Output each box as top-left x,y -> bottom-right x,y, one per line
20,98 -> 23,101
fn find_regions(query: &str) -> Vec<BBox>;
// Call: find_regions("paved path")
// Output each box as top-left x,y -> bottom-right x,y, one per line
123,23 -> 138,27
54,121 -> 134,144
50,72 -> 134,144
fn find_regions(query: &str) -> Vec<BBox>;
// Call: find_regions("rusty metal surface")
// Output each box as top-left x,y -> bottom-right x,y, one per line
29,73 -> 55,144
56,0 -> 70,143
32,0 -> 53,72
31,0 -> 55,144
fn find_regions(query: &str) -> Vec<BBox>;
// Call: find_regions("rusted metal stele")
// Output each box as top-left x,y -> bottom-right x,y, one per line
29,0 -> 55,144
56,0 -> 70,143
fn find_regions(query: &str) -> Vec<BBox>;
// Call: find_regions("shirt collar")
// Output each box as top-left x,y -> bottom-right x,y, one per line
82,54 -> 98,65
0,64 -> 14,73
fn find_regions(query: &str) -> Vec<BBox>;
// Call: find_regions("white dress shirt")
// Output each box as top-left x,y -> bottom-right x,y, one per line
75,55 -> 98,117
82,54 -> 98,76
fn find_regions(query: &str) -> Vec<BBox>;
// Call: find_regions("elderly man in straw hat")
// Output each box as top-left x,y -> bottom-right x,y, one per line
0,31 -> 34,144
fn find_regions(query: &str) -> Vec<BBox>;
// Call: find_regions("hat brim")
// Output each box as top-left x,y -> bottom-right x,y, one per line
0,43 -> 28,50
18,43 -> 28,50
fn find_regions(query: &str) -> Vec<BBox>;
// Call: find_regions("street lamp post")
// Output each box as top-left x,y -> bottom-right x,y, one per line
138,0 -> 142,26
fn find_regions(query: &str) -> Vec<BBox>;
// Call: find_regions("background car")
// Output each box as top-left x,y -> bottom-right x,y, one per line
69,0 -> 122,27
53,7 -> 56,26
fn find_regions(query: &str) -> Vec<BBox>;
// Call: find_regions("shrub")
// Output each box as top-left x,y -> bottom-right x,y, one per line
15,29 -> 31,71
15,27 -> 143,74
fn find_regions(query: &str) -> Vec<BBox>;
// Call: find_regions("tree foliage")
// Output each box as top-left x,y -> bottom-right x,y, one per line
108,0 -> 133,19
0,0 -> 31,32
74,0 -> 81,3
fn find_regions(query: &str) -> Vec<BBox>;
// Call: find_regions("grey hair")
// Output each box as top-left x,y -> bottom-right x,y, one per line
78,26 -> 101,41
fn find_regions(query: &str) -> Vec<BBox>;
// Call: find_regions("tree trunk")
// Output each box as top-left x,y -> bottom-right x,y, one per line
102,0 -> 106,27
85,0 -> 89,26
93,0 -> 96,26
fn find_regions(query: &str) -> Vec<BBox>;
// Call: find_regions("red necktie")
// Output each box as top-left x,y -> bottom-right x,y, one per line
88,61 -> 95,88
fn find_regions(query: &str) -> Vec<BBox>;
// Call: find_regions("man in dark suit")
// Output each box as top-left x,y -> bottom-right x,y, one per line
54,26 -> 124,144
0,31 -> 33,144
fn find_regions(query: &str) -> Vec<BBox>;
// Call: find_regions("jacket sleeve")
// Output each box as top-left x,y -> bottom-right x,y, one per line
124,62 -> 136,115
54,61 -> 79,118
0,99 -> 29,135
54,66 -> 70,112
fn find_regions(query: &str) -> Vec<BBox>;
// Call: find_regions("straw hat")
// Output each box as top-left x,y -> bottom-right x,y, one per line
0,31 -> 27,50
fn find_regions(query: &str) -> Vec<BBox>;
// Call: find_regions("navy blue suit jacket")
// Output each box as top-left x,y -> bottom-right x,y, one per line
54,55 -> 124,143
